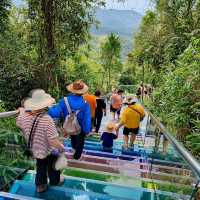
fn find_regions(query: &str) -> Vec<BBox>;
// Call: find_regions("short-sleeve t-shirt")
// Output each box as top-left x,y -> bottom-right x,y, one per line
16,111 -> 58,159
83,94 -> 97,118
96,98 -> 106,113
120,103 -> 145,129
101,132 -> 117,148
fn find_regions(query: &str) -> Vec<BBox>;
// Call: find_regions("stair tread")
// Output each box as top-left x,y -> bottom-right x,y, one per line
9,180 -> 185,200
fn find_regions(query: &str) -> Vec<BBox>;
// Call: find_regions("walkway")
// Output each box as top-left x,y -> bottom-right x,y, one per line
0,103 -> 199,200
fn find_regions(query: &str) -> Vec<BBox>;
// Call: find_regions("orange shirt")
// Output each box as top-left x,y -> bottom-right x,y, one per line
83,94 -> 96,118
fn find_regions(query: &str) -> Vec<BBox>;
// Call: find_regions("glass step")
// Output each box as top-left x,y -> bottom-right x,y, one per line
10,180 -> 125,200
9,180 -> 185,200
22,170 -> 193,196
62,167 -> 193,196
64,141 -> 184,163
66,160 -> 194,185
65,147 -> 186,167
0,191 -> 40,200
84,140 -> 176,155
66,153 -> 191,177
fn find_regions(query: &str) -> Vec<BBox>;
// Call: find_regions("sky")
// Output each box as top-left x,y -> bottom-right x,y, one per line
105,0 -> 152,14
12,0 -> 152,14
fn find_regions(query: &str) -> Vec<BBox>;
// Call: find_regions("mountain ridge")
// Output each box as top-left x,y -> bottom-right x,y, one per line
91,8 -> 142,38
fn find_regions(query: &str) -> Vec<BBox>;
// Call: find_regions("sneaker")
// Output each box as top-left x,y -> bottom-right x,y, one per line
36,184 -> 47,193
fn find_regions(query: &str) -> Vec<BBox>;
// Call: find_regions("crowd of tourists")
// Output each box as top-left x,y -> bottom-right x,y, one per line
16,79 -> 145,193
136,83 -> 153,99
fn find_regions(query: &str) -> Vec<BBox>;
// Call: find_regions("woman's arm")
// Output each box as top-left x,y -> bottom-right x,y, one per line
49,138 -> 65,152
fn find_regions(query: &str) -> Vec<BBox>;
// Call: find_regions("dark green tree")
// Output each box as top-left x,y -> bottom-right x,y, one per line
0,0 -> 10,33
27,0 -> 104,90
100,33 -> 122,91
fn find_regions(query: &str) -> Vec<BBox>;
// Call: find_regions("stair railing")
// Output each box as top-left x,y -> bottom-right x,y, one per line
147,110 -> 200,180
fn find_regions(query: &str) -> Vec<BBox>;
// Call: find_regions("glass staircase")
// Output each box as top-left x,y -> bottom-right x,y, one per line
0,109 -> 199,200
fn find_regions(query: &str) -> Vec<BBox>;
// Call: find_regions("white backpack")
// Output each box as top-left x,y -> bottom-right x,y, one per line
63,97 -> 81,135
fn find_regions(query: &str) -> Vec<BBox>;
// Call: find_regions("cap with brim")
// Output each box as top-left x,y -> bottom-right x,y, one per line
106,122 -> 116,133
24,89 -> 55,111
124,96 -> 138,104
67,80 -> 88,95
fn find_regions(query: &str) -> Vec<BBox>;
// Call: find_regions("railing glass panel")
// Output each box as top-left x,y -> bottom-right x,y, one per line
146,111 -> 200,199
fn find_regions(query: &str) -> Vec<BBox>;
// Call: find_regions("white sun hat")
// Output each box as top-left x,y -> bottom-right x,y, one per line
124,96 -> 138,104
24,89 -> 55,111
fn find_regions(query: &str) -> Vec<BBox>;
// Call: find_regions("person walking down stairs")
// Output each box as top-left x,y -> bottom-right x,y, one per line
48,80 -> 91,160
110,89 -> 123,120
116,96 -> 145,150
94,90 -> 106,134
16,90 -> 65,193
101,122 -> 118,153
83,91 -> 97,132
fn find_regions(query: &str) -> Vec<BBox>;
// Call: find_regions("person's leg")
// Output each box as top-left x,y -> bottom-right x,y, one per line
123,127 -> 129,149
91,117 -> 95,131
123,135 -> 129,149
96,112 -> 103,133
117,108 -> 121,120
35,157 -> 48,192
47,154 -> 61,186
130,134 -> 136,146
163,136 -> 169,155
70,135 -> 77,154
73,132 -> 85,160
110,105 -> 116,120
111,110 -> 115,120
94,113 -> 97,130
130,128 -> 139,146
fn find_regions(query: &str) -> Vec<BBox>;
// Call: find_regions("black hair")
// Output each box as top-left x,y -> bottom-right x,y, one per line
95,90 -> 101,96
117,89 -> 124,94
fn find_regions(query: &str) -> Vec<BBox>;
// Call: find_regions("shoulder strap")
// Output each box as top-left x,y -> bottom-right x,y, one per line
64,97 -> 72,114
28,113 -> 43,149
129,107 -> 142,117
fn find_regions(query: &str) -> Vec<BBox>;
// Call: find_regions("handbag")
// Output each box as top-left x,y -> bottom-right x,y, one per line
24,113 -> 43,158
54,152 -> 68,170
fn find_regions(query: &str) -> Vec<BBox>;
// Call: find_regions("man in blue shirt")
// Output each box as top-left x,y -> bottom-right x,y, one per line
48,80 -> 91,160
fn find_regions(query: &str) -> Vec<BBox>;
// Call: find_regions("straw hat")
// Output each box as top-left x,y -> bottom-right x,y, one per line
106,122 -> 116,133
24,89 -> 55,111
67,80 -> 88,95
124,96 -> 138,104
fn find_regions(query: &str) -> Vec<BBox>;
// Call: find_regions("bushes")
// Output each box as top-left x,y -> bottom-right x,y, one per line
150,38 -> 200,158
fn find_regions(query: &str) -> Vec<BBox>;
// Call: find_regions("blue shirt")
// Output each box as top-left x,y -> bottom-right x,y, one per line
48,94 -> 91,134
101,132 -> 117,148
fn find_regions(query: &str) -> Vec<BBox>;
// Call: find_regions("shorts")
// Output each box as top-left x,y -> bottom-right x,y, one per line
123,127 -> 139,136
117,108 -> 121,115
110,105 -> 118,113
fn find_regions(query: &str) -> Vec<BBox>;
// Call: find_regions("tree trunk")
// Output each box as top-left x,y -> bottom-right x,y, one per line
108,66 -> 111,91
41,0 -> 56,88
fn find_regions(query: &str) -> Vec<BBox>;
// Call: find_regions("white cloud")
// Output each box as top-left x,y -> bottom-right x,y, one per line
105,0 -> 152,14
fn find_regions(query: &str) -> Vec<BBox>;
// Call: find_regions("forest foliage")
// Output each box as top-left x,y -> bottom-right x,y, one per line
1,0 -> 200,159
130,0 -> 200,158
0,0 -> 124,110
